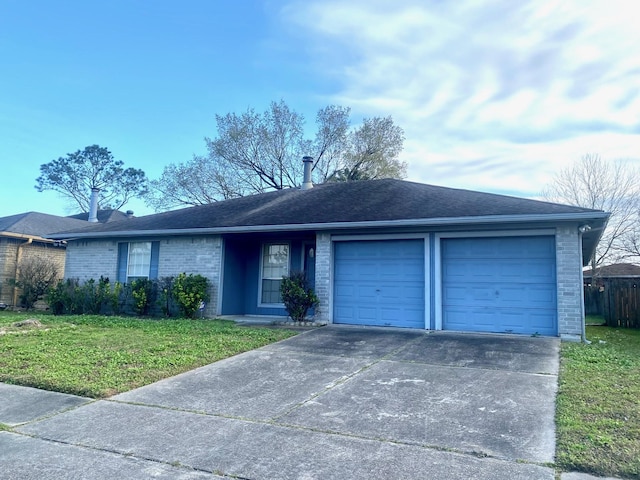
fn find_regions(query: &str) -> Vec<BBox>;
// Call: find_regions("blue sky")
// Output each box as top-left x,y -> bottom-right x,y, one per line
1,0 -> 639,218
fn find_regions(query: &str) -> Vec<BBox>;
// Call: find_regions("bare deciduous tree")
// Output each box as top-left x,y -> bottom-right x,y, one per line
208,100 -> 306,193
310,105 -> 351,182
145,101 -> 406,211
543,153 -> 640,271
145,155 -> 242,210
328,116 -> 406,182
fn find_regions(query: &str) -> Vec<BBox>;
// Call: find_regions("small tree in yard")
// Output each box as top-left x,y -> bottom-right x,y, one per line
280,272 -> 319,323
12,256 -> 59,309
172,273 -> 210,318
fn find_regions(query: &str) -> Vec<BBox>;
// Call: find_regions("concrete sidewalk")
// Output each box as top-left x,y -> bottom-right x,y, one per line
0,383 -> 90,426
1,328 -> 573,479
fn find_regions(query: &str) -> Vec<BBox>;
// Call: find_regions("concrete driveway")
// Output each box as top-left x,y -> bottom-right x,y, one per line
1,327 -> 560,479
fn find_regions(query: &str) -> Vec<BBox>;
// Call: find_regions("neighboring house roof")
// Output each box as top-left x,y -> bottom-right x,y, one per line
0,212 -> 90,239
67,209 -> 132,223
583,263 -> 640,278
48,179 -> 609,264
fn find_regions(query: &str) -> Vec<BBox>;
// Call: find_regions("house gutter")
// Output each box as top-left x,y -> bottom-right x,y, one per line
0,231 -> 55,244
578,228 -> 590,344
48,211 -> 610,240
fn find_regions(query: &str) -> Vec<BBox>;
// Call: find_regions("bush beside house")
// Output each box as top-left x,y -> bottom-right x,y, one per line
47,274 -> 210,318
280,272 -> 319,323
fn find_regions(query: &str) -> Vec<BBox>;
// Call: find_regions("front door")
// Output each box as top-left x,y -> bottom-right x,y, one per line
304,243 -> 316,289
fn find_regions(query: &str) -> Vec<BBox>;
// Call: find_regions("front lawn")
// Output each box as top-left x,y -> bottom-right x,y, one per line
557,325 -> 640,479
0,311 -> 298,398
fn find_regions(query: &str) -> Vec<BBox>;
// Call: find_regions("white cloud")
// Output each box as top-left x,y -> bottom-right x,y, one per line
280,0 -> 640,197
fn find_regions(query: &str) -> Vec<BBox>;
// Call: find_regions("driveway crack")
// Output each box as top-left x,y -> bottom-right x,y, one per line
269,333 -> 427,422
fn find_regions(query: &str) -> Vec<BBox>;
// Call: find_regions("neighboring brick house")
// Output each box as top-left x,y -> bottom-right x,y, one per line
51,178 -> 610,340
0,210 -> 129,307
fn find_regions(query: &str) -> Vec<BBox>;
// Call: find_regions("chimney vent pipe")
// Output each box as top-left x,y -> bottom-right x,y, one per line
88,188 -> 100,223
301,156 -> 314,190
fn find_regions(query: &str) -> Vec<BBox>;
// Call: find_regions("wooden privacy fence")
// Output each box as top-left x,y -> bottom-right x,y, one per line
584,285 -> 604,316
587,279 -> 640,329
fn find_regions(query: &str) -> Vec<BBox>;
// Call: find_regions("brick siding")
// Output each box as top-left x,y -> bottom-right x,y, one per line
555,225 -> 584,339
65,236 -> 222,317
314,232 -> 332,322
0,238 -> 66,306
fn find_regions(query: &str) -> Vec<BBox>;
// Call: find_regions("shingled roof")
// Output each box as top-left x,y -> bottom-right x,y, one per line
583,263 -> 640,278
50,179 -> 608,238
67,209 -> 131,223
0,212 -> 90,238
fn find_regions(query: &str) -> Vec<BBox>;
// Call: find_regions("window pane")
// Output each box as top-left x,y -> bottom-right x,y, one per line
261,279 -> 282,304
262,244 -> 289,278
261,243 -> 289,303
127,242 -> 152,278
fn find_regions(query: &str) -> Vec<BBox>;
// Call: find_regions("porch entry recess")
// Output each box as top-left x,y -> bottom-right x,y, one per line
333,239 -> 426,328
440,236 -> 557,335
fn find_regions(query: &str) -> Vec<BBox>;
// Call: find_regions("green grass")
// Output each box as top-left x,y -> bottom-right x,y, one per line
585,314 -> 606,325
0,423 -> 12,431
557,326 -> 640,479
0,311 -> 298,398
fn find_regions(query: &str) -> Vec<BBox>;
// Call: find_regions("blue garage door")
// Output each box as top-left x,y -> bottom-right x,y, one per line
334,240 -> 425,328
442,236 -> 557,335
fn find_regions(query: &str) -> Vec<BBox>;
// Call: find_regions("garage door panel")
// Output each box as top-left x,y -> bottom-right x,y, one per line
529,264 -> 556,281
444,258 -> 555,283
442,236 -> 557,336
399,285 -> 427,302
444,285 -> 494,304
444,307 -> 556,334
443,307 -> 495,330
381,308 -> 424,328
356,307 -> 378,322
335,283 -> 355,296
445,283 -> 555,307
334,306 -> 354,322
444,237 -> 555,258
334,240 -> 425,328
383,267 -> 424,281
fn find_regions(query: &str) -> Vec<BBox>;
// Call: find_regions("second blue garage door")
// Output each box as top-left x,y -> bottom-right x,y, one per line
334,240 -> 425,328
441,236 -> 557,335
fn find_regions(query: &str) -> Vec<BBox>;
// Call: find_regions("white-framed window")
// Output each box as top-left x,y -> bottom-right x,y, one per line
127,241 -> 152,279
260,243 -> 289,304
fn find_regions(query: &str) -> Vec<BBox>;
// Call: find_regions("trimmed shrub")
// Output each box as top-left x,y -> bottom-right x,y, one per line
130,278 -> 155,316
81,276 -> 116,314
47,279 -> 74,315
47,277 -> 123,315
280,272 -> 319,322
172,273 -> 210,319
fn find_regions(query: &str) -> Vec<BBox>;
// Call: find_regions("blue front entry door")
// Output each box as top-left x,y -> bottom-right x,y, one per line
441,236 -> 557,335
334,240 -> 425,328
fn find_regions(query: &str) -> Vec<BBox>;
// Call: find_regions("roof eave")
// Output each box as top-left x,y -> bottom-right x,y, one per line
48,211 -> 610,240
0,231 -> 57,243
